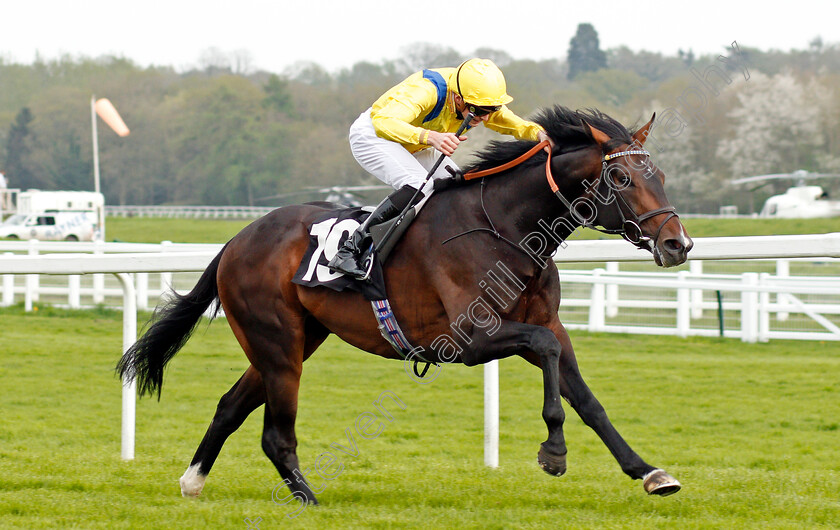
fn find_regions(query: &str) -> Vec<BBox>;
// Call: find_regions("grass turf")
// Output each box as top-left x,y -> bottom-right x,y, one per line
1,307 -> 838,529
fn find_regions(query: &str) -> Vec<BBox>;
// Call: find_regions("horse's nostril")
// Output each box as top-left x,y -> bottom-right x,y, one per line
664,239 -> 683,253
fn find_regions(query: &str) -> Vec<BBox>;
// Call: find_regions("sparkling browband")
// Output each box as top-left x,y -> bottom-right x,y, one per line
604,149 -> 650,161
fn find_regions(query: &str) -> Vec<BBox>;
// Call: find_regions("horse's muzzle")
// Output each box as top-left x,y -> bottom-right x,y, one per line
654,233 -> 693,267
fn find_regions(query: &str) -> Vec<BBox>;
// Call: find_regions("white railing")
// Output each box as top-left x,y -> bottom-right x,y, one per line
0,240 -> 221,311
0,239 -> 222,254
557,266 -> 840,342
2,233 -> 840,465
3,236 -> 840,339
106,205 -> 273,219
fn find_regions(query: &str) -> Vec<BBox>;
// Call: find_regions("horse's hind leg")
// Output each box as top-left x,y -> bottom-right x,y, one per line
225,309 -> 323,505
180,321 -> 329,498
260,361 -> 320,505
180,366 -> 265,497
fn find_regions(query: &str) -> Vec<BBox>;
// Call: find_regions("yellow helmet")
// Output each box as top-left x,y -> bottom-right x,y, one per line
451,59 -> 514,107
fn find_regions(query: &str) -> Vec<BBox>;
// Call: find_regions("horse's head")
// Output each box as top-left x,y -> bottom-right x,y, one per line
581,114 -> 693,267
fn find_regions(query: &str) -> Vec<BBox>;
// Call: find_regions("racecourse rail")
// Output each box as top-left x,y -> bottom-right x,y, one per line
2,233 -> 840,466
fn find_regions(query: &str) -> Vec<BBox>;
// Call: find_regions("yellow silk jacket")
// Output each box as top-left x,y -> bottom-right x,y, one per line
370,67 -> 543,154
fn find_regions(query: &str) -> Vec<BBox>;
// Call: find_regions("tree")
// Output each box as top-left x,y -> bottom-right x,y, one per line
163,75 -> 293,205
567,23 -> 607,80
678,49 -> 695,67
471,48 -> 513,67
608,47 -> 686,82
716,72 -> 826,181
262,74 -> 292,115
574,69 -> 650,109
645,102 -> 724,212
4,107 -> 35,188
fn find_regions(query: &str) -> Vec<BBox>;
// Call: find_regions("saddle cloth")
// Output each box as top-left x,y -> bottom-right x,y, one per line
292,207 -> 426,362
291,208 -> 387,300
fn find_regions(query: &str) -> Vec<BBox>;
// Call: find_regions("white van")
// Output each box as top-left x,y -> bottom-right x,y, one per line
0,190 -> 105,241
0,210 -> 100,241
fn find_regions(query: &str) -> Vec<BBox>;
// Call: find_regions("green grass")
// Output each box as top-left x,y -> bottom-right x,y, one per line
105,217 -> 252,244
1,307 -> 838,529
679,216 -> 840,238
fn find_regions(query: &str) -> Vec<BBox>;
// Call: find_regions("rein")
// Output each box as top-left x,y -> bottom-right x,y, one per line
463,140 -> 553,181
461,140 -> 678,250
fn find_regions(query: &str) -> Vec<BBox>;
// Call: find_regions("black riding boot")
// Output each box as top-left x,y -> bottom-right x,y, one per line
328,185 -> 420,280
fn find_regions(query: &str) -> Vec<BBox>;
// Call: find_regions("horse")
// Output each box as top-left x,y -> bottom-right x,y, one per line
117,106 -> 693,504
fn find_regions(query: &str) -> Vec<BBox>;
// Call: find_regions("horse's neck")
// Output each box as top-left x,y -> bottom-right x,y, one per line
488,148 -> 597,249
417,148 -> 598,284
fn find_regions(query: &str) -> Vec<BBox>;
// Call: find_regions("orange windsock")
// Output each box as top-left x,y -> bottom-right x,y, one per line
95,98 -> 130,137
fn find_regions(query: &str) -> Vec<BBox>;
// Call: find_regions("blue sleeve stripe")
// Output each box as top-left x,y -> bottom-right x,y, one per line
421,69 -> 448,123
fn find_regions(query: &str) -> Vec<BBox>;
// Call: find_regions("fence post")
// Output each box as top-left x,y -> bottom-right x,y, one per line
605,261 -> 619,317
159,241 -> 173,304
93,239 -> 105,304
484,360 -> 499,468
26,239 -> 39,311
136,272 -> 149,311
741,273 -> 759,343
690,260 -> 704,319
115,273 -> 137,461
776,259 -> 790,321
758,272 -> 770,342
68,275 -> 81,308
676,270 -> 690,337
588,268 -> 606,332
2,252 -> 13,306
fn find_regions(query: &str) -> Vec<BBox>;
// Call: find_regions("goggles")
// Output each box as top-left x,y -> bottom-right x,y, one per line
466,103 -> 501,117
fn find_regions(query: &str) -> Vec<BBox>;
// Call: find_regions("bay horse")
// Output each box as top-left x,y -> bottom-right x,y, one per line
117,106 -> 693,503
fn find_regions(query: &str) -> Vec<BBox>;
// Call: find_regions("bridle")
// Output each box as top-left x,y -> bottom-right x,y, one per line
578,148 -> 678,251
463,140 -> 679,251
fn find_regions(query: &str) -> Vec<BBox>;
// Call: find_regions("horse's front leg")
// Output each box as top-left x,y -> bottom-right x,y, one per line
525,319 -> 681,496
460,320 -> 569,476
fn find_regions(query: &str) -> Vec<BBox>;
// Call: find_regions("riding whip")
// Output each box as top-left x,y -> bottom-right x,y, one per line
374,112 -> 475,252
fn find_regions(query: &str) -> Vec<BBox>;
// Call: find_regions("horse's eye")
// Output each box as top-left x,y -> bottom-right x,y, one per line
615,173 -> 632,189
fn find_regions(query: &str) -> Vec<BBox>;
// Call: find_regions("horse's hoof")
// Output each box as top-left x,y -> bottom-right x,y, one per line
179,464 -> 206,498
643,468 -> 681,496
537,445 -> 567,476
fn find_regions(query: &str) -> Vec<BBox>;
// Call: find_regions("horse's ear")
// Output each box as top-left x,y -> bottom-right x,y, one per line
586,122 -> 611,145
632,113 -> 656,146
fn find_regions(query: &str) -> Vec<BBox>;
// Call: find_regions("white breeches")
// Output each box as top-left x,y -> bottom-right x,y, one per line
349,108 -> 459,195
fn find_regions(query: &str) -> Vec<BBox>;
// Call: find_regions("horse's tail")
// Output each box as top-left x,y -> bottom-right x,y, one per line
116,244 -> 228,399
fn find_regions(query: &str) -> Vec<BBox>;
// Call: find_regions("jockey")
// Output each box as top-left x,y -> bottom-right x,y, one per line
328,58 -> 552,280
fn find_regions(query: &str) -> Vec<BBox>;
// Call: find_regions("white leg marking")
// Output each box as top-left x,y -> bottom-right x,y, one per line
179,463 -> 206,497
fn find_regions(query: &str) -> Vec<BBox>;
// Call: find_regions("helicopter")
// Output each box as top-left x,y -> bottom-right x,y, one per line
256,185 -> 391,208
730,170 -> 840,218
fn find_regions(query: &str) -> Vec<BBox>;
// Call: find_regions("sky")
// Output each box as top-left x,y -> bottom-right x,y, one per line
2,0 -> 838,74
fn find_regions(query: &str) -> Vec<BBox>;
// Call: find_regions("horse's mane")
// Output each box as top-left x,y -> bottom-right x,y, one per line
463,106 -> 634,174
